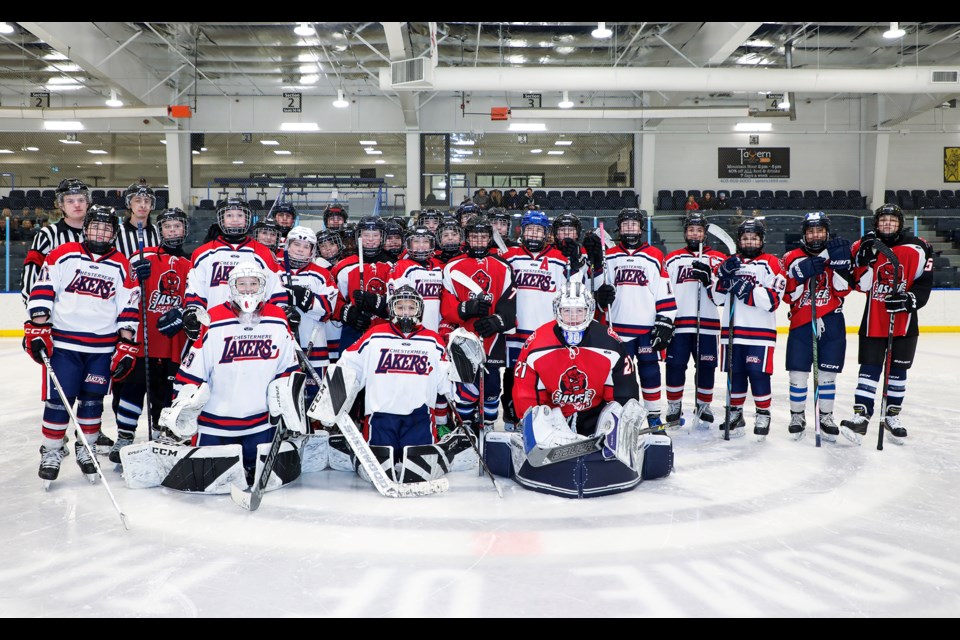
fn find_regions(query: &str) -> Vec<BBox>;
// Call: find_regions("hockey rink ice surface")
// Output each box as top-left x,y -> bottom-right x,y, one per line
1,336 -> 958,618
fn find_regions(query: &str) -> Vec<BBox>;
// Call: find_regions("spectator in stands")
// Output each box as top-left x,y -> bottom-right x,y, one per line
473,188 -> 491,210
699,192 -> 716,210
424,192 -> 441,206
489,189 -> 504,209
685,195 -> 700,211
520,187 -> 537,208
715,193 -> 730,210
19,218 -> 36,242
505,188 -> 521,209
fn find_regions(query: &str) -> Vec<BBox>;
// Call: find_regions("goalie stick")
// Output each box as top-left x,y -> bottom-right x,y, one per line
526,422 -> 669,468
297,341 -> 448,497
230,413 -> 287,511
444,393 -> 503,498
136,222 -> 154,440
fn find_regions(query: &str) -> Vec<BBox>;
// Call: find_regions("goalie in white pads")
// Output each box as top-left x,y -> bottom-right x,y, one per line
124,262 -> 304,491
309,285 -> 471,484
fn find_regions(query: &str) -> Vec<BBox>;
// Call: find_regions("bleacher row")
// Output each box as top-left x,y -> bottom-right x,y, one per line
884,189 -> 960,210
0,189 -> 170,212
657,189 -> 868,211
196,199 -> 276,212
526,189 -> 639,211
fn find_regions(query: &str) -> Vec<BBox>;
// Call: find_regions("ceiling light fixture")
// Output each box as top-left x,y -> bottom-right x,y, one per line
280,122 -> 320,132
105,89 -> 123,108
294,22 -> 315,37
359,140 -> 378,145
592,22 -> 612,39
734,122 -> 772,132
260,140 -> 279,145
508,122 -> 547,132
558,91 -> 574,109
555,140 -> 573,146
44,121 -> 83,131
883,22 -> 906,39
274,150 -> 292,155
333,89 -> 349,109
0,23 -> 14,35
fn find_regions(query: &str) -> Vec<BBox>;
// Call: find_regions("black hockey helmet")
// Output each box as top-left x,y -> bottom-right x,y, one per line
463,215 -> 493,258
457,203 -> 482,225
55,178 -> 90,205
617,208 -> 646,248
417,208 -> 444,227
387,215 -> 409,231
552,212 -> 583,242
404,225 -> 437,263
873,203 -> 905,243
801,211 -> 831,253
737,218 -> 766,259
339,222 -> 359,256
252,217 -> 281,252
383,220 -> 405,260
124,180 -> 155,211
271,202 -> 297,234
682,211 -> 709,252
82,205 -> 120,254
436,218 -> 464,254
488,207 -> 511,223
315,228 -> 343,262
216,197 -> 253,240
323,204 -> 348,229
357,215 -> 386,258
156,207 -> 189,248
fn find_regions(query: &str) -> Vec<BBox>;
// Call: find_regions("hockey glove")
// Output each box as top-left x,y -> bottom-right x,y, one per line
342,303 -> 372,332
855,232 -> 878,267
717,255 -> 741,280
157,308 -> 184,337
474,314 -> 506,338
826,237 -> 853,272
729,277 -> 753,303
23,320 -> 52,364
352,289 -> 386,316
649,315 -> 674,351
110,337 -> 141,382
182,307 -> 203,341
787,256 -> 826,284
458,297 -> 492,319
884,290 -> 917,314
583,233 -> 605,271
690,261 -> 712,286
594,283 -> 616,309
560,238 -> 584,273
286,284 -> 315,313
130,257 -> 151,282
284,305 -> 302,332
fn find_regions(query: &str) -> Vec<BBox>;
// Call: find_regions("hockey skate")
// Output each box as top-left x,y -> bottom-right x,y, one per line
789,411 -> 806,441
95,430 -> 114,455
665,401 -> 685,430
39,444 -> 68,490
883,408 -> 907,445
719,408 -> 746,439
108,430 -> 135,465
818,412 -> 839,443
840,404 -> 870,445
75,440 -> 99,483
754,409 -> 771,442
694,403 -> 714,430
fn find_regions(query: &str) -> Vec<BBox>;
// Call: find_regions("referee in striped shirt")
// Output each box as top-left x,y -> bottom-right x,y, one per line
114,180 -> 160,258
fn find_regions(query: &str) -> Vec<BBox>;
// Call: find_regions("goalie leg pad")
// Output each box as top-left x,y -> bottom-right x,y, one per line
288,431 -> 330,473
482,431 -> 516,478
398,442 -> 450,484
120,440 -> 245,493
268,371 -> 307,435
597,399 -> 643,468
357,444 -> 395,484
440,428 -> 479,472
521,405 -> 584,457
253,440 -> 302,492
637,433 -> 674,480
515,451 -> 641,499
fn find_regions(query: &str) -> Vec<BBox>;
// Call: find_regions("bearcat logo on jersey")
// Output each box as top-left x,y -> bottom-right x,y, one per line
416,280 -> 443,299
149,269 -> 183,314
514,270 -> 556,292
209,262 -> 236,287
551,366 -> 596,409
374,348 -> 433,375
614,267 -> 650,286
219,336 -> 279,363
471,269 -> 491,292
366,277 -> 387,295
872,261 -> 905,301
64,271 -> 115,299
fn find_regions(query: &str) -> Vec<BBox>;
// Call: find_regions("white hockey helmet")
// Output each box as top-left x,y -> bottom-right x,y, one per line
284,225 -> 317,270
228,261 -> 267,313
388,284 -> 424,333
553,278 -> 595,346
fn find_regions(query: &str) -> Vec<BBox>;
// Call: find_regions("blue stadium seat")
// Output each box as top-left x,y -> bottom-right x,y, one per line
789,190 -> 803,199
745,190 -> 759,199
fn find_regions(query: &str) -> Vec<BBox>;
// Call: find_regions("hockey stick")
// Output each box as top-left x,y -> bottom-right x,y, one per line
444,392 -> 503,497
873,239 -> 902,452
597,222 -> 610,324
811,270 -> 822,447
526,422 -> 668,467
691,240 -> 704,430
230,412 -> 287,511
491,226 -> 508,254
298,342 -> 448,497
707,223 -> 739,441
40,351 -> 128,529
136,222 -> 154,440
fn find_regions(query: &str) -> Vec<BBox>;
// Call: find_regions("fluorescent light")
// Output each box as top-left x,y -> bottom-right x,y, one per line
555,140 -> 573,146
453,139 -> 475,146
883,22 -> 906,39
299,64 -> 319,74
558,90 -> 574,109
105,89 -> 123,108
192,150 -> 199,155
385,174 -> 394,178
44,121 -> 83,131
592,22 -> 612,39
547,150 -> 564,155
364,149 -> 383,155
86,149 -> 108,154
25,146 -> 39,151
735,122 -> 772,132
274,150 -> 292,155
44,52 -> 68,61
0,149 -> 13,154
374,159 -> 385,164
509,123 -> 547,132
45,64 -> 81,73
200,147 -> 208,151
0,23 -> 14,35
47,77 -> 79,85
260,140 -> 279,145
299,75 -> 319,85
294,22 -> 315,37
45,84 -> 83,92
451,157 -> 464,163
59,139 -> 82,144
160,140 -> 167,145
94,161 -> 103,165
530,149 -> 543,154
280,122 -> 319,132
333,89 -> 349,109
452,148 -> 474,155
233,160 -> 244,165
359,140 -> 378,145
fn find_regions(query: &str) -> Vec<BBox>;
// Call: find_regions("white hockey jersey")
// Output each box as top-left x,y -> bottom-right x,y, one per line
338,324 -> 450,417
715,253 -> 786,347
388,258 -> 446,333
594,243 -> 677,342
174,302 -> 299,438
184,237 -> 287,310
502,245 -> 588,351
28,242 -> 139,354
280,262 -> 340,369
664,247 -> 726,336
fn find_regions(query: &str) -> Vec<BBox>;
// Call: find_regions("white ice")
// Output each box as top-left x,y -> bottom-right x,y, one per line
1,336 -> 959,618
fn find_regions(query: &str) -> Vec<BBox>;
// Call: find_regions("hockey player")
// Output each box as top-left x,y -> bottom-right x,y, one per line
714,219 -> 787,439
339,222 -> 359,257
440,215 -> 517,431
271,202 -> 297,249
434,218 -> 465,265
310,285 -> 455,482
24,205 -> 141,484
323,204 -> 348,233
500,210 -> 587,429
663,212 -> 726,429
417,208 -> 444,235
166,262 -> 301,480
109,208 -> 193,461
181,198 -> 289,344
488,207 -> 519,252
782,211 -> 853,441
457,203 -> 482,228
314,229 -> 343,270
114,180 -> 160,258
595,208 -> 677,427
252,217 -> 282,257
389,226 -> 445,332
839,204 -> 933,445
277,226 -> 341,406
333,215 -> 394,354
382,219 -> 406,263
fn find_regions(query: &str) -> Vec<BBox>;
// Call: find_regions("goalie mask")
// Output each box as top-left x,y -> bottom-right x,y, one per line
388,284 -> 424,334
284,225 -> 317,270
228,262 -> 267,314
553,279 -> 595,346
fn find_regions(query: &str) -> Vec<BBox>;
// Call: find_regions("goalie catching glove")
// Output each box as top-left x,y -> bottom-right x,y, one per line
160,383 -> 211,438
445,327 -> 485,383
